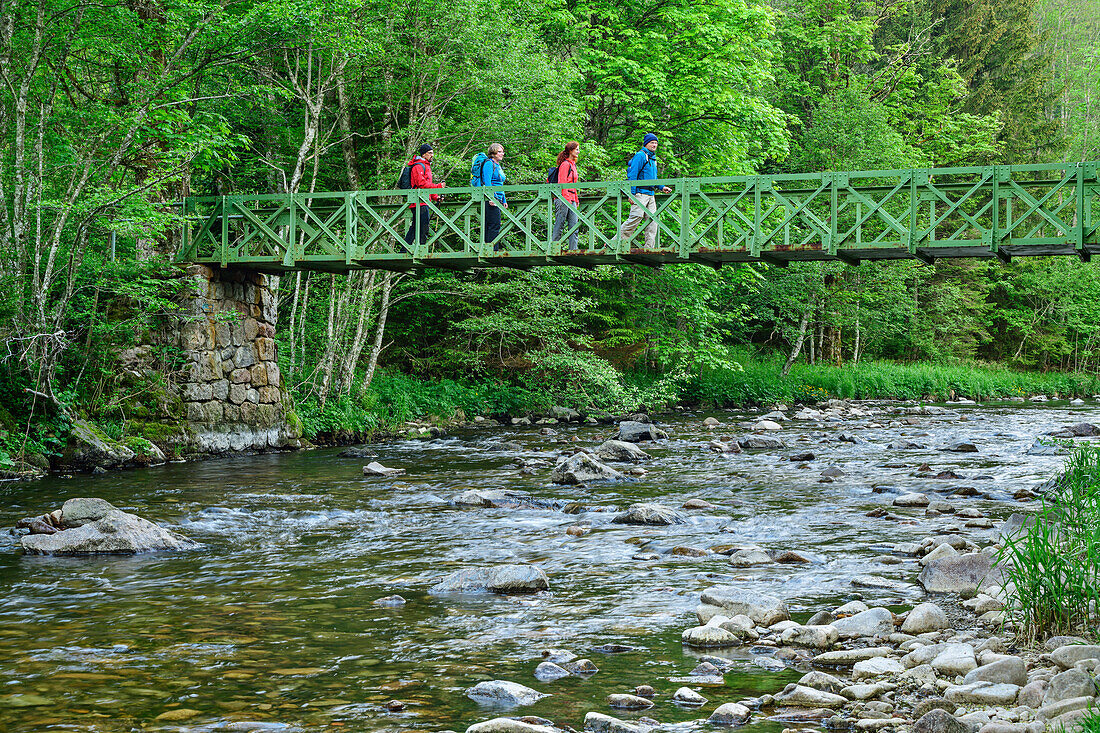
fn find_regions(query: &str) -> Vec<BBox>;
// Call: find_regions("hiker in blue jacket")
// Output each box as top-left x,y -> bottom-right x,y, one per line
618,133 -> 671,249
480,142 -> 508,249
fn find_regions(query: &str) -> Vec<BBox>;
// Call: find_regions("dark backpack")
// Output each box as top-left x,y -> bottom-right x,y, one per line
396,161 -> 426,190
546,164 -> 559,184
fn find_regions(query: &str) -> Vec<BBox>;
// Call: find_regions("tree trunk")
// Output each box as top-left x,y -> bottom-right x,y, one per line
782,307 -> 813,376
360,273 -> 398,394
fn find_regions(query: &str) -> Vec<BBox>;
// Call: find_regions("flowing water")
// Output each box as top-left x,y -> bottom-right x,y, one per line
0,401 -> 1091,732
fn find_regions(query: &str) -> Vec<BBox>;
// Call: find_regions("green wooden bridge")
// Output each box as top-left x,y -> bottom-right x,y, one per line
178,162 -> 1100,272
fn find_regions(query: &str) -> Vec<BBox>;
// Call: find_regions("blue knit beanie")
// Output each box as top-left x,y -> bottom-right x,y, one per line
419,143 -> 433,155
643,133 -> 658,146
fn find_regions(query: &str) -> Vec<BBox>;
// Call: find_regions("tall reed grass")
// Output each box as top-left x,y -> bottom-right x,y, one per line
998,445 -> 1100,641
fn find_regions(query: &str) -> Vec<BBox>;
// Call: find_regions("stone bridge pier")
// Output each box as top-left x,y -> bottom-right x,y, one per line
177,265 -> 301,452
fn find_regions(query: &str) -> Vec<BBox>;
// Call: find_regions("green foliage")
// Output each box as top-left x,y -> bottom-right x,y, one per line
3,0 -> 1095,452
682,350 -> 1100,405
997,444 -> 1100,641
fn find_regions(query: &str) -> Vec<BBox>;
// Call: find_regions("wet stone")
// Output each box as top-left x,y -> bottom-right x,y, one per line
606,694 -> 652,710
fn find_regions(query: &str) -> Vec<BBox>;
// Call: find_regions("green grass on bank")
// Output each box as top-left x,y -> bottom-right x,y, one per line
684,352 -> 1100,406
293,354 -> 1100,441
998,444 -> 1100,642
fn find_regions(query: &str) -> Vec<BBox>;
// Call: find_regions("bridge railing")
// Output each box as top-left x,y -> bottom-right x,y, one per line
178,162 -> 1100,271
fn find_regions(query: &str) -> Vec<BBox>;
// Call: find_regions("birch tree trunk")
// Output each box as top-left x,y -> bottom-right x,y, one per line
782,307 -> 813,377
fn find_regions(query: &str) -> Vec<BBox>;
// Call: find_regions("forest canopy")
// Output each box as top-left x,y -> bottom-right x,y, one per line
2,0 -> 1099,451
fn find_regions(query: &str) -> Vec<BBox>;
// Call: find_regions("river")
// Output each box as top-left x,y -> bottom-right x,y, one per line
0,401 -> 1088,732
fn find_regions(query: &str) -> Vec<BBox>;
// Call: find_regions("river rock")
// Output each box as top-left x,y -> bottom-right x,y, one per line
920,543 -> 959,566
617,421 -> 667,442
361,461 -> 403,477
595,440 -> 650,462
561,658 -> 598,675
832,607 -> 894,639
842,683 -> 892,701
963,657 -> 1027,687
1049,644 -> 1100,669
1048,422 -> 1100,437
900,663 -> 939,686
944,682 -> 1020,706
671,687 -> 706,705
1038,696 -> 1094,721
584,712 -> 639,733
431,565 -> 549,594
901,603 -> 949,634
453,490 -> 560,510
466,681 -> 549,707
611,502 -> 685,525
552,453 -> 622,484
941,442 -> 979,452
814,647 -> 894,666
729,548 -> 774,567
607,694 -> 652,710
738,436 -> 786,450
534,662 -> 571,682
708,702 -> 752,724
1018,680 -> 1047,708
895,493 -> 931,507
852,657 -> 905,681
682,624 -> 742,648
835,600 -> 870,614
918,552 -> 995,594
780,624 -> 839,649
888,440 -> 927,449
467,719 -> 557,733
1044,669 -> 1098,702
799,671 -> 845,694
914,709 -> 971,733
752,420 -> 782,431
19,499 -> 198,555
774,684 -> 848,708
932,644 -> 978,676
700,586 -> 789,626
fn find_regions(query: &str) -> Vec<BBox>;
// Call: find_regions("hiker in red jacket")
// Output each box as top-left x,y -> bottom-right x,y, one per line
551,141 -> 581,251
405,143 -> 445,250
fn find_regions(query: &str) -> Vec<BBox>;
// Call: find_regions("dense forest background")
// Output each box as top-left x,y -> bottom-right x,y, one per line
2,0 -> 1100,456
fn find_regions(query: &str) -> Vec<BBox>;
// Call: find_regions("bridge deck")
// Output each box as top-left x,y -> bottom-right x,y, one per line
178,163 -> 1100,272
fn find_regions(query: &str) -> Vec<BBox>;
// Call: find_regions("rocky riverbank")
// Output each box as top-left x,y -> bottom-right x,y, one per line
420,403 -> 1099,733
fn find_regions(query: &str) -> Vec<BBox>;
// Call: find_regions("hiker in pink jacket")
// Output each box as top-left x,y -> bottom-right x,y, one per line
551,141 -> 581,251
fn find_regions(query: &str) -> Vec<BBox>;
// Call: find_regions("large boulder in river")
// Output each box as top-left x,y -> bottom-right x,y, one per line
918,552 -> 996,594
19,498 -> 199,555
551,453 -> 621,484
700,586 -> 789,626
431,564 -> 549,594
617,421 -> 668,442
611,502 -> 685,526
595,440 -> 650,462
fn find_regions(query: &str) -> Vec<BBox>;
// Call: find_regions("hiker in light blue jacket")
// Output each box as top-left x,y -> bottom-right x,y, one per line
619,133 -> 672,248
480,143 -> 508,249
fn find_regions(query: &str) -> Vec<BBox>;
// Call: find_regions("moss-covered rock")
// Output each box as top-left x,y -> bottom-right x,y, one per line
61,419 -> 137,471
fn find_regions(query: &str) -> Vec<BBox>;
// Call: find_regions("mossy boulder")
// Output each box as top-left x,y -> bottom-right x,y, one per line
61,419 -> 136,471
